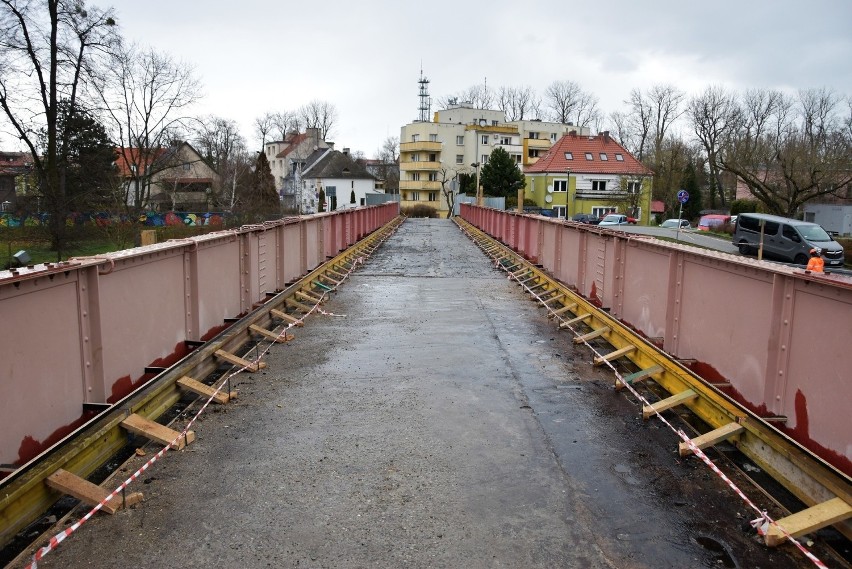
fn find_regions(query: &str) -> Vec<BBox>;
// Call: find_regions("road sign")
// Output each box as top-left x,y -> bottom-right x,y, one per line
677,190 -> 689,204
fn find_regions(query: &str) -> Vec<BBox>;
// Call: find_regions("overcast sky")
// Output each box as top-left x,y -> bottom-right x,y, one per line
5,0 -> 852,157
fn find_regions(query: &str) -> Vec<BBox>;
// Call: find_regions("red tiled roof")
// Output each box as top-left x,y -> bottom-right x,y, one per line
276,133 -> 308,158
651,200 -> 666,213
0,152 -> 34,175
114,147 -> 166,177
525,132 -> 653,176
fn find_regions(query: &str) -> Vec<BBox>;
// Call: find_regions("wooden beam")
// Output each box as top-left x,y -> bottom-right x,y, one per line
120,413 -> 195,450
549,303 -> 578,318
542,293 -> 565,305
271,308 -> 304,327
285,297 -> 313,313
615,365 -> 663,390
678,422 -> 745,456
296,290 -> 322,304
594,344 -> 636,366
318,273 -> 340,286
642,389 -> 698,420
328,268 -> 347,280
46,469 -> 143,515
177,376 -> 236,404
765,497 -> 852,547
214,349 -> 266,372
573,326 -> 611,344
560,313 -> 592,328
249,324 -> 294,344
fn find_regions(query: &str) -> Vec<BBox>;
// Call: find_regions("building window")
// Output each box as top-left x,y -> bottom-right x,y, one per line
599,153 -> 608,161
481,154 -> 489,164
481,135 -> 489,145
592,206 -> 617,218
554,180 -> 567,192
429,153 -> 437,162
411,153 -> 420,162
412,134 -> 419,142
182,163 -> 191,171
615,153 -> 624,161
456,155 -> 464,164
428,172 -> 438,181
428,192 -> 437,201
500,136 -> 511,145
456,135 -> 464,145
429,134 -> 438,142
529,132 -> 540,139
514,154 -> 522,163
592,180 -> 607,192
411,191 -> 420,201
585,152 -> 593,160
412,172 -> 420,181
626,181 -> 641,194
492,120 -> 499,126
550,133 -> 558,141
564,152 -> 573,160
528,149 -> 540,158
553,206 -> 566,218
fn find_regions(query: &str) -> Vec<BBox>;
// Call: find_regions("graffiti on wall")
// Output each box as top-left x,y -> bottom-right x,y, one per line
0,211 -> 228,228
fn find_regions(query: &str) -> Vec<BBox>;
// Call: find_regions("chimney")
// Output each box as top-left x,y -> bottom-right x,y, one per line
343,147 -> 350,156
602,131 -> 611,142
569,130 -> 577,137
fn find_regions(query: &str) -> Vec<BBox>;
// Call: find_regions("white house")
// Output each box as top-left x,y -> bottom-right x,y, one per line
300,148 -> 379,212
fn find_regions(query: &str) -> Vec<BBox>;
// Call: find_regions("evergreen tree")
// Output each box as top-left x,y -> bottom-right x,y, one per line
681,159 -> 703,221
239,151 -> 279,219
479,147 -> 525,198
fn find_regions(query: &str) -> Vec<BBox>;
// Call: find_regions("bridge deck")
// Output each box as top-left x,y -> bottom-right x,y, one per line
27,219 -> 806,568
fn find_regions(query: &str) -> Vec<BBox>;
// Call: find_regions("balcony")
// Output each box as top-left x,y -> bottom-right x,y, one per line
400,141 -> 442,152
525,138 -> 551,149
400,161 -> 442,171
400,180 -> 441,191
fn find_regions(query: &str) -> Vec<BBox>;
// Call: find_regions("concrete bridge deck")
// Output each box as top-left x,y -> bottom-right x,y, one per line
19,219 -> 809,568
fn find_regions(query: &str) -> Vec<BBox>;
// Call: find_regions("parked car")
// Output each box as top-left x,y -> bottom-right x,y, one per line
598,214 -> 633,226
697,214 -> 731,231
732,213 -> 845,266
660,218 -> 691,229
571,213 -> 601,224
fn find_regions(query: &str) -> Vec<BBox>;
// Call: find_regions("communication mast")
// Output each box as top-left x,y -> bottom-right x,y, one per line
417,68 -> 431,122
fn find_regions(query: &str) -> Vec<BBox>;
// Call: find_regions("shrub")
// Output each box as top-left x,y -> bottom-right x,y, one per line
402,204 -> 438,218
729,199 -> 761,216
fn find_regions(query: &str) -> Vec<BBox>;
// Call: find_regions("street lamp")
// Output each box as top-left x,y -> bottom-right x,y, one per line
471,162 -> 482,206
566,168 -> 573,217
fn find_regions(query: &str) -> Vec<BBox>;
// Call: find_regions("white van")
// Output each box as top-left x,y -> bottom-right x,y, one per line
732,213 -> 845,267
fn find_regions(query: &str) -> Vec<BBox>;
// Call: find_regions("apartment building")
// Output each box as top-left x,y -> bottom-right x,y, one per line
399,102 -> 589,216
264,128 -> 330,212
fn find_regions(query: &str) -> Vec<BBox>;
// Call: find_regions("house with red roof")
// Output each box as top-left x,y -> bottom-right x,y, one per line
524,131 -> 654,223
264,128 -> 331,212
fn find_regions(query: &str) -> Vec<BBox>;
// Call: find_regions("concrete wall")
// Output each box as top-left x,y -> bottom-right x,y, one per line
0,204 -> 399,467
461,204 -> 852,476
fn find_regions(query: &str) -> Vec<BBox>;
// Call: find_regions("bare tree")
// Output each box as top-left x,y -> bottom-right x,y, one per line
720,88 -> 852,216
0,0 -> 116,255
497,85 -> 541,121
544,80 -> 600,127
298,99 -> 336,140
254,111 -> 275,149
375,135 -> 399,194
96,40 -> 201,211
437,166 -> 460,217
688,85 -> 739,208
271,110 -> 301,140
192,115 -> 247,207
436,83 -> 494,110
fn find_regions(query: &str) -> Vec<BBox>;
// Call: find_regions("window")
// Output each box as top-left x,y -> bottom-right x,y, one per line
615,153 -> 624,161
553,206 -> 566,218
456,135 -> 464,145
428,172 -> 438,181
564,152 -> 573,160
592,180 -> 607,192
429,153 -> 437,162
429,134 -> 438,142
428,192 -> 438,201
456,155 -> 464,164
529,131 -> 540,139
599,153 -> 608,161
183,163 -> 191,171
481,135 -> 489,145
528,149 -> 540,158
411,153 -> 420,162
514,154 -> 522,163
492,120 -> 499,126
626,181 -> 641,194
411,191 -> 420,201
411,172 -> 420,181
554,180 -> 567,192
550,133 -> 558,141
592,206 -> 617,218
500,137 -> 511,145
585,152 -> 593,160
412,134 -> 419,142
482,154 -> 489,164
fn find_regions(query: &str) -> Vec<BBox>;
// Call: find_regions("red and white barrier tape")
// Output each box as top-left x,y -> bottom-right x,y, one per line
25,227 -> 398,568
468,230 -> 830,569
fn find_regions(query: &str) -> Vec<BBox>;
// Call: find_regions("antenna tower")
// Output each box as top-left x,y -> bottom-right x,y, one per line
418,67 -> 431,122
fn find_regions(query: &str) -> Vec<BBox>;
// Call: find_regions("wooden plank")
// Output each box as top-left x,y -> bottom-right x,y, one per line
573,326 -> 611,344
328,268 -> 347,279
560,313 -> 592,328
549,303 -> 577,318
615,365 -> 663,390
120,413 -> 195,450
271,308 -> 304,327
542,293 -> 565,305
594,344 -> 636,366
249,323 -> 295,344
765,497 -> 852,546
214,349 -> 266,372
296,290 -> 322,304
285,297 -> 313,313
318,273 -> 340,286
46,469 -> 143,514
642,389 -> 698,420
678,422 -> 745,456
177,375 -> 237,404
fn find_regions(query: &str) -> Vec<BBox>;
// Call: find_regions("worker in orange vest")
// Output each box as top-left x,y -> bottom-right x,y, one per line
806,248 -> 824,273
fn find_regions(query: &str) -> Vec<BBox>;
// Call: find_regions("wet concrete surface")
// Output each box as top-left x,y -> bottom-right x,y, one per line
23,218 -> 816,568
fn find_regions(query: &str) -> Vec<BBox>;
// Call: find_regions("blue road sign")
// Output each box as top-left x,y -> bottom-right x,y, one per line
677,190 -> 689,204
